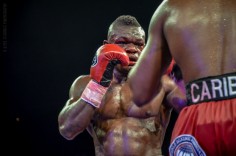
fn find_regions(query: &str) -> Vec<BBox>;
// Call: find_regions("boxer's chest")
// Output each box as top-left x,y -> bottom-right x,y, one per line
97,83 -> 132,119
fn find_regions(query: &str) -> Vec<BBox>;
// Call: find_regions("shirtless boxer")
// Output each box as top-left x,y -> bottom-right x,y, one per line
128,0 -> 236,155
58,15 -> 186,156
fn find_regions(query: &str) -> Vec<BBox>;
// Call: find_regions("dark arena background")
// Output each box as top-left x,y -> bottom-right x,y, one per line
3,0 -> 178,155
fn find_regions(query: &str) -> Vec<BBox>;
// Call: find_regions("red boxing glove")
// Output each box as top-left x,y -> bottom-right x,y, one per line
166,59 -> 176,75
166,59 -> 183,82
81,44 -> 129,108
90,44 -> 129,87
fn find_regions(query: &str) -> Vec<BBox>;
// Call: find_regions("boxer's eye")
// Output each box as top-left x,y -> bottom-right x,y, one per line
116,41 -> 127,45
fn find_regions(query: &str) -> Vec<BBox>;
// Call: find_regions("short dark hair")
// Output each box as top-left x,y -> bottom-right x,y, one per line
108,15 -> 143,37
112,15 -> 141,27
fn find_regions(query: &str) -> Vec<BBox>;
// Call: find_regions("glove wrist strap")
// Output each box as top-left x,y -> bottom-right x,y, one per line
81,80 -> 108,108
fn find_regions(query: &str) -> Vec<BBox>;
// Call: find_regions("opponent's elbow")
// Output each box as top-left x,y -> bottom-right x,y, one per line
133,93 -> 152,107
128,82 -> 152,106
133,87 -> 154,106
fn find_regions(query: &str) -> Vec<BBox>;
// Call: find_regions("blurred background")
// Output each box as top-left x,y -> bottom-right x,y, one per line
3,0 -> 177,155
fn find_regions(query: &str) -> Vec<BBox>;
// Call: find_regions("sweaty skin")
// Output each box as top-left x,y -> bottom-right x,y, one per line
128,0 -> 236,105
58,16 -> 185,156
66,75 -> 173,156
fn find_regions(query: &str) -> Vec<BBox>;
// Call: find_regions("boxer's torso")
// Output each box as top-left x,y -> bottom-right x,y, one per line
92,82 -> 167,156
162,0 -> 236,83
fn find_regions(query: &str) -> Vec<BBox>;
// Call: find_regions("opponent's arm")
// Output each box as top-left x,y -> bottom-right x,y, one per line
162,75 -> 186,113
127,86 -> 166,118
128,1 -> 172,106
162,63 -> 187,113
127,61 -> 175,118
58,44 -> 129,140
128,62 -> 186,117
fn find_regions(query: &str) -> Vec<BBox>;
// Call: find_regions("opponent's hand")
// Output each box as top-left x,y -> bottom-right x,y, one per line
81,44 -> 129,108
90,44 -> 129,87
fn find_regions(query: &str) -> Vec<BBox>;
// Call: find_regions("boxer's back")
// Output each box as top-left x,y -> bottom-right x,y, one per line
163,0 -> 236,83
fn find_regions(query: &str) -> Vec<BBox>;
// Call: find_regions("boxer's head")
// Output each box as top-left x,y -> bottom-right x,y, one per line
104,15 -> 146,76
